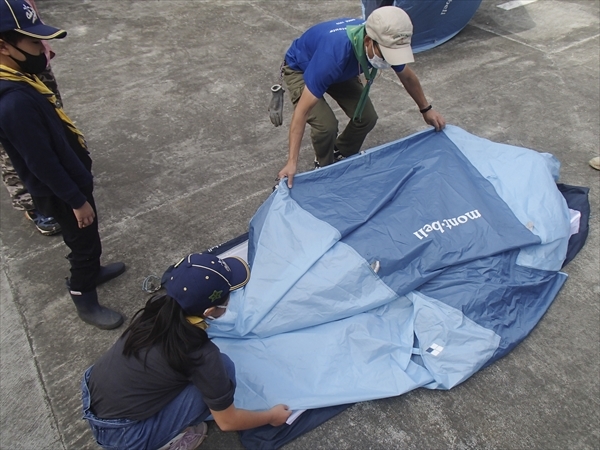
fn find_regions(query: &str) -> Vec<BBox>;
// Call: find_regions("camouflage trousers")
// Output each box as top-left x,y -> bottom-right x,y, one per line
1,66 -> 62,211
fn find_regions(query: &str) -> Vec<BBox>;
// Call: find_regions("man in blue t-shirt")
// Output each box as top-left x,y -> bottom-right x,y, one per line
277,6 -> 445,187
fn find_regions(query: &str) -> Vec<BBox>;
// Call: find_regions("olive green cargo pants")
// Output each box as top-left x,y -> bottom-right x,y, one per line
283,65 -> 378,167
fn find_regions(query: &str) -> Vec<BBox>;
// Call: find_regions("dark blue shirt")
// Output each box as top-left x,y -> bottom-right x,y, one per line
0,80 -> 92,209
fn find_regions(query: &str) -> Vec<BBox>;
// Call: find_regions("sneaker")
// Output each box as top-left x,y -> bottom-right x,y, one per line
25,210 -> 61,235
314,158 -> 321,170
168,422 -> 208,450
333,149 -> 345,162
589,156 -> 600,171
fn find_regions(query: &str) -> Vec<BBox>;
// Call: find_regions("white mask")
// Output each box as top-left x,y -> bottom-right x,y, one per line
366,42 -> 391,70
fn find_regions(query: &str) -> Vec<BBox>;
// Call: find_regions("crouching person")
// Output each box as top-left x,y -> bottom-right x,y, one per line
81,253 -> 291,450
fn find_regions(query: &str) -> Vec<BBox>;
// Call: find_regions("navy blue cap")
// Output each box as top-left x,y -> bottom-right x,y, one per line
0,0 -> 66,39
165,253 -> 250,316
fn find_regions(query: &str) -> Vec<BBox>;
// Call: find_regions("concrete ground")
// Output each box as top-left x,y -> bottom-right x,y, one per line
0,0 -> 598,449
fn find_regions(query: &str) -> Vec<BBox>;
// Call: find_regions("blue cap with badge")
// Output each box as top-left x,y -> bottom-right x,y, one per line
164,253 -> 250,316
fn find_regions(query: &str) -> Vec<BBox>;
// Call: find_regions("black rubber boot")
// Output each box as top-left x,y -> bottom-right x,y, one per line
95,262 -> 126,287
69,289 -> 124,330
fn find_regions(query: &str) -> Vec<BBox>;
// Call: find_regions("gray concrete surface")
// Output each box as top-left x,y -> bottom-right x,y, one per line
0,1 -> 598,449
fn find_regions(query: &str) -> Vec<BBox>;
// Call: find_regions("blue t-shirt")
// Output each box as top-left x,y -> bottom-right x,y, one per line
285,18 -> 405,98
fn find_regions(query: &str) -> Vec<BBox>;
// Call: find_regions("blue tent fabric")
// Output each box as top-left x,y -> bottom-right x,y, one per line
286,131 -> 544,293
179,125 -> 589,448
361,0 -> 483,53
193,153 -> 588,448
557,183 -> 590,268
205,125 -> 576,413
442,127 -> 571,272
416,252 -> 568,368
238,404 -> 351,450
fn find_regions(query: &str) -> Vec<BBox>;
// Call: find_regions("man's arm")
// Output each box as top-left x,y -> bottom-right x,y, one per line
277,86 -> 320,188
210,403 -> 291,431
396,66 -> 446,131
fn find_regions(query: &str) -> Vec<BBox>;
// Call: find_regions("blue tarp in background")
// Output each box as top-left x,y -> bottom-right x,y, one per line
191,125 -> 588,448
361,0 -> 483,53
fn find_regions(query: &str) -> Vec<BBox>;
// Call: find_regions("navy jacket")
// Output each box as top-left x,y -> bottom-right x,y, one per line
0,79 -> 93,209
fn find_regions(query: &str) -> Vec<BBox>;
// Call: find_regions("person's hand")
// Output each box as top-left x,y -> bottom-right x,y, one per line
277,161 -> 297,188
423,109 -> 446,131
268,85 -> 285,127
268,404 -> 292,426
73,201 -> 95,228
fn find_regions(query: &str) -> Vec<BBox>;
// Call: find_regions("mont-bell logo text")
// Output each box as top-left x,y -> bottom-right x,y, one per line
413,209 -> 482,240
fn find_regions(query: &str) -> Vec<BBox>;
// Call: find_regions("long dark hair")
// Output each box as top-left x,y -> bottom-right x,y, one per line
121,294 -> 210,376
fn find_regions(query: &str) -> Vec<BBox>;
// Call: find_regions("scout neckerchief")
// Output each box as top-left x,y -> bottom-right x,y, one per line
0,65 -> 87,150
186,315 -> 209,331
346,24 -> 377,121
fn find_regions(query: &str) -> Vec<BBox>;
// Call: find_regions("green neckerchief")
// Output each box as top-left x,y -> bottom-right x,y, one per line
346,24 -> 377,121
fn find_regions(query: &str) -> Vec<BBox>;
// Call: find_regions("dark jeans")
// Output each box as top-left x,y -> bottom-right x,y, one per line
33,187 -> 101,292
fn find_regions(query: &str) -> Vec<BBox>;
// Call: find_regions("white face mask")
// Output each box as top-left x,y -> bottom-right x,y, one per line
366,41 -> 391,70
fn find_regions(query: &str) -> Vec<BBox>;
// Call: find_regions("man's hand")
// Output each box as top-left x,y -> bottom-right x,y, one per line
268,404 -> 292,427
73,201 -> 95,228
277,161 -> 297,188
423,109 -> 446,131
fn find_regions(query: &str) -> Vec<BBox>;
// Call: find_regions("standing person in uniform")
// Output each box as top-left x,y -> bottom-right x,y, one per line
0,0 -> 125,329
277,6 -> 446,187
81,253 -> 292,450
0,0 -> 62,235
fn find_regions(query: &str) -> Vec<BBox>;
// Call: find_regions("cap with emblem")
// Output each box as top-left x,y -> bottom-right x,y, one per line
164,253 -> 250,316
365,5 -> 414,66
0,0 -> 66,39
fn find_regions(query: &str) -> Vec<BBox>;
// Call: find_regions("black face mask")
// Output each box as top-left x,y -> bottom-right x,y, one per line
9,45 -> 47,75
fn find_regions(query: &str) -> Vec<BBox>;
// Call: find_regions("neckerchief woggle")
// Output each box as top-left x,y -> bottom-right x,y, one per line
0,65 -> 87,150
346,24 -> 377,121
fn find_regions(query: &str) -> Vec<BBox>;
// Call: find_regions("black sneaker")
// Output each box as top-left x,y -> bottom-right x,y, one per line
333,149 -> 345,162
25,210 -> 61,235
314,158 -> 321,170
